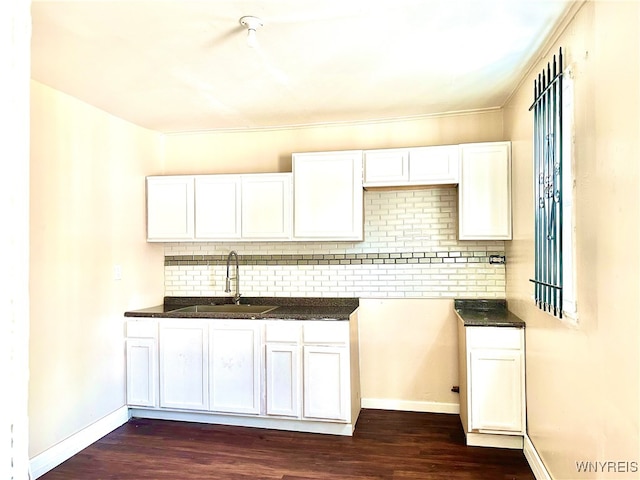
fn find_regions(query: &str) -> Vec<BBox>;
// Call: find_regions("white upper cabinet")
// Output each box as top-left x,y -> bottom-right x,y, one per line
241,173 -> 291,240
195,175 -> 242,240
363,145 -> 459,187
146,176 -> 194,241
146,173 -> 292,242
409,146 -> 459,184
292,150 -> 364,241
458,142 -> 512,240
363,148 -> 409,185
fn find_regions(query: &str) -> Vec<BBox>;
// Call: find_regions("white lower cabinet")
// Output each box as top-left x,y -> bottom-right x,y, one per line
127,316 -> 361,435
125,320 -> 158,407
126,338 -> 158,407
303,345 -> 349,421
301,321 -> 352,422
264,321 -> 302,418
265,343 -> 301,418
209,321 -> 261,415
468,348 -> 523,432
457,321 -> 526,449
264,320 -> 355,423
158,321 -> 210,411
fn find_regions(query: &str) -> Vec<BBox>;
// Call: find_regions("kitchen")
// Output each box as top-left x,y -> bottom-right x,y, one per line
4,1 -> 638,479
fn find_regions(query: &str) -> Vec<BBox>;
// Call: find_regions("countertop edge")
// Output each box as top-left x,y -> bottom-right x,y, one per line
454,299 -> 526,328
125,297 -> 359,321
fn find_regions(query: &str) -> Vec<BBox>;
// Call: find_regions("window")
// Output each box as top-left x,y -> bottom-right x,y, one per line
529,48 -> 577,321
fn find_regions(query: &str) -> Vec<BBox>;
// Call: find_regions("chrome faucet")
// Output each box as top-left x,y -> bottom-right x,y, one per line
224,250 -> 241,304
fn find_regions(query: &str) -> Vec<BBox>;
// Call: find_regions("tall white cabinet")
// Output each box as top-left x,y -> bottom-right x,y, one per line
458,142 -> 512,240
292,150 -> 364,241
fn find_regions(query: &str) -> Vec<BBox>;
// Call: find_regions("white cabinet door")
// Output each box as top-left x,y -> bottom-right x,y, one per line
126,338 -> 157,407
468,348 -> 524,433
302,345 -> 349,421
209,321 -> 261,415
265,343 -> 301,417
363,149 -> 409,186
409,145 -> 459,184
146,176 -> 194,241
458,142 -> 512,240
292,150 -> 363,240
241,173 -> 292,239
195,175 -> 241,239
363,146 -> 458,187
158,321 -> 209,411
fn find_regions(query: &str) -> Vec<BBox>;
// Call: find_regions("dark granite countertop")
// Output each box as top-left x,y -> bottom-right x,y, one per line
125,296 -> 359,321
454,299 -> 525,328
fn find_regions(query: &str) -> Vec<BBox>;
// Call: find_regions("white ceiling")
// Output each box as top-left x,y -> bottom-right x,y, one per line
31,0 -> 574,133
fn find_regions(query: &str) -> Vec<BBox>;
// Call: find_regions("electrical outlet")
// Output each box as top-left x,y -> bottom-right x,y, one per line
113,264 -> 122,281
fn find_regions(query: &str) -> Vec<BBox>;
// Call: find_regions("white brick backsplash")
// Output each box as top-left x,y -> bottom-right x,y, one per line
164,188 -> 505,298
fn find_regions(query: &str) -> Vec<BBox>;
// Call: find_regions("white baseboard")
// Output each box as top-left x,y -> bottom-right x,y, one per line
466,431 -> 523,449
30,406 -> 130,479
524,434 -> 552,480
361,398 -> 459,414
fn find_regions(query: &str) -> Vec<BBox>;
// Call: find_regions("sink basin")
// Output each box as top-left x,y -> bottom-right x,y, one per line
172,304 -> 278,314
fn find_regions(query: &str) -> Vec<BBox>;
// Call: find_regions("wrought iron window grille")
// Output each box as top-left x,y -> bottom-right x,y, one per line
529,48 -> 564,318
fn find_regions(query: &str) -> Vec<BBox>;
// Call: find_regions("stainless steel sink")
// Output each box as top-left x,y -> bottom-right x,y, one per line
172,304 -> 278,314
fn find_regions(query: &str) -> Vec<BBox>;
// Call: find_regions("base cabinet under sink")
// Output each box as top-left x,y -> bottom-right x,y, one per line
125,315 -> 361,436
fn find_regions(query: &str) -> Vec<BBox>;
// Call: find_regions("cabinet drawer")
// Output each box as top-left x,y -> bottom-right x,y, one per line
466,326 -> 522,350
126,320 -> 157,338
265,321 -> 301,343
303,322 -> 349,344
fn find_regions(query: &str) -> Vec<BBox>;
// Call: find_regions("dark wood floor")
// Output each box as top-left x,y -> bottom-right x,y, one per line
40,409 -> 535,480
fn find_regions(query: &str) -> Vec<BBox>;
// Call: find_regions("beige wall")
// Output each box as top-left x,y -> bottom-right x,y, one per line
29,81 -> 165,457
163,109 -> 504,174
503,2 -> 639,478
358,299 -> 459,410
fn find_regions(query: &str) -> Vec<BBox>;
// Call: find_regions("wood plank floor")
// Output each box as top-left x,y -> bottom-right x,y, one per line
40,409 -> 535,480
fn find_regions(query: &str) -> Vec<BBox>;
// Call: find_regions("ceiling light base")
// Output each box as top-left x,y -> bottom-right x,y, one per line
239,16 -> 263,48
239,16 -> 263,31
